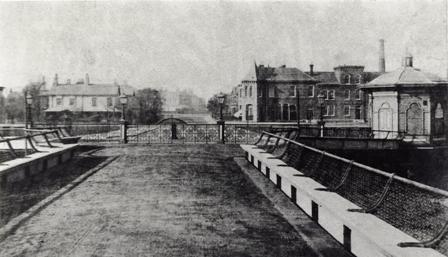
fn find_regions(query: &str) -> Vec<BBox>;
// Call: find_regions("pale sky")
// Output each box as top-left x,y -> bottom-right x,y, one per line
0,0 -> 447,99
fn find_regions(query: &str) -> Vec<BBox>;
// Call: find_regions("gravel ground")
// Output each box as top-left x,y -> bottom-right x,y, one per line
0,144 -> 350,257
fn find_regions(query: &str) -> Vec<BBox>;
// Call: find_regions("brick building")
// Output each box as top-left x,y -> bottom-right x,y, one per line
304,65 -> 380,123
237,64 -> 380,123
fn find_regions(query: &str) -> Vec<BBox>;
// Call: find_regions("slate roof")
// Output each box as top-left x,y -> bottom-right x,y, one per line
242,65 -> 315,82
305,71 -> 381,85
305,71 -> 339,84
41,84 -> 136,96
365,67 -> 447,88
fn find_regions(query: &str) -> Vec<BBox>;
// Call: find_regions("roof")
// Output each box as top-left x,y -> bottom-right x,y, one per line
365,66 -> 447,88
305,71 -> 339,84
41,83 -> 136,96
305,71 -> 381,85
243,65 -> 315,83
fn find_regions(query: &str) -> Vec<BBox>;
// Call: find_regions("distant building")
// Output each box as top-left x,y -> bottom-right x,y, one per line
305,64 -> 380,122
227,86 -> 240,118
236,63 -> 380,122
160,89 -> 206,113
40,73 -> 135,121
362,54 -> 448,143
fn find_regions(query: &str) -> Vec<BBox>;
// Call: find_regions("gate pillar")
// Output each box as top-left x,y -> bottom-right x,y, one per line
217,120 -> 225,144
121,120 -> 128,144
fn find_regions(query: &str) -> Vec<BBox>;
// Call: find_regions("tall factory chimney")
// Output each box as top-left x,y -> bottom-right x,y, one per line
379,39 -> 386,73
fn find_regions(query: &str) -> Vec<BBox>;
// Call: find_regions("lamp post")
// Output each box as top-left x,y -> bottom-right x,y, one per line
317,92 -> 325,137
217,93 -> 226,144
296,86 -> 300,134
24,91 -> 33,156
25,91 -> 33,129
119,93 -> 128,144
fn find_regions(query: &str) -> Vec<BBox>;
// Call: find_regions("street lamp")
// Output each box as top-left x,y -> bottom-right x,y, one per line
317,92 -> 326,137
216,93 -> 226,144
25,91 -> 33,129
120,93 -> 128,122
119,93 -> 128,144
217,93 -> 225,121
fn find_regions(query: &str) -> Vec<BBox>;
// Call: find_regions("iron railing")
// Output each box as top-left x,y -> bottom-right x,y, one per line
252,131 -> 448,256
0,130 -> 67,164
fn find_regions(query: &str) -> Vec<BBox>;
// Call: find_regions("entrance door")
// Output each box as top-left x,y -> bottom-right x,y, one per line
406,103 -> 423,135
378,103 -> 393,138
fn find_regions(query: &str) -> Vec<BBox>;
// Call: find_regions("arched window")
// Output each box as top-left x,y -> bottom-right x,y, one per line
343,75 -> 351,84
355,74 -> 362,84
249,86 -> 252,97
344,89 -> 350,100
435,103 -> 444,136
406,103 -> 423,135
289,105 -> 297,121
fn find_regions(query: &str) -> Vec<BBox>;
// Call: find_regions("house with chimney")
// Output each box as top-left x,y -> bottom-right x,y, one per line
40,73 -> 135,122
237,63 -> 381,123
236,40 -> 387,123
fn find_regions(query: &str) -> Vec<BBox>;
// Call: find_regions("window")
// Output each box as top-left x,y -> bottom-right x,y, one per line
319,90 -> 327,99
244,86 -> 248,97
289,105 -> 297,120
282,104 -> 289,120
107,97 -> 113,107
92,97 -> 97,107
344,105 -> 351,117
289,86 -> 296,97
325,105 -> 335,116
269,86 -> 275,98
355,75 -> 362,84
258,87 -> 262,97
56,98 -> 62,106
343,75 -> 351,84
69,98 -> 75,106
307,85 -> 315,97
277,103 -> 282,120
249,86 -> 252,97
327,90 -> 335,100
246,104 -> 253,120
239,105 -> 242,110
356,90 -> 362,100
344,89 -> 350,100
240,88 -> 243,98
306,108 -> 314,120
355,106 -> 362,119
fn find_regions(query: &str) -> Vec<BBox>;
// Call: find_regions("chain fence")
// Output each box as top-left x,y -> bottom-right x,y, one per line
255,131 -> 448,256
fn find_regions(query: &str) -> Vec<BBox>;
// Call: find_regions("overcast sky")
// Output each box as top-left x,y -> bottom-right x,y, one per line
0,0 -> 447,99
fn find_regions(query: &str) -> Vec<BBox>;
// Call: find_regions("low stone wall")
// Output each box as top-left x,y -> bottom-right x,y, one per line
241,144 -> 446,257
0,144 -> 78,186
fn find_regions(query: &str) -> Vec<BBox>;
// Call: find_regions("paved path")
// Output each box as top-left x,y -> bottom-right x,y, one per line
0,145 -> 350,257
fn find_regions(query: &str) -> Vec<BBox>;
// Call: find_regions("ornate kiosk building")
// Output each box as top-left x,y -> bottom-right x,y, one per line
362,54 -> 448,144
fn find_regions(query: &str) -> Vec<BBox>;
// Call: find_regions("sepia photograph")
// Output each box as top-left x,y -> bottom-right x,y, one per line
0,0 -> 447,256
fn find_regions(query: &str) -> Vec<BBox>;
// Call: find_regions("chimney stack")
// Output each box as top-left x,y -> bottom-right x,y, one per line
85,73 -> 90,86
379,39 -> 386,73
53,73 -> 58,87
309,64 -> 314,76
404,53 -> 413,67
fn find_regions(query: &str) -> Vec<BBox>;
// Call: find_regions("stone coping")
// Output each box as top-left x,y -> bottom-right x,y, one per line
241,144 -> 445,257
